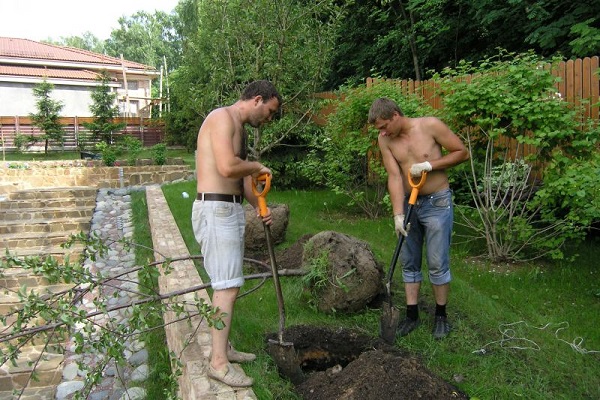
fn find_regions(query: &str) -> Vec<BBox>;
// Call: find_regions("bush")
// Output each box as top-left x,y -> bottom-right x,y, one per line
303,81 -> 433,218
95,142 -> 118,167
119,136 -> 143,166
13,132 -> 38,153
151,143 -> 167,166
436,50 -> 600,261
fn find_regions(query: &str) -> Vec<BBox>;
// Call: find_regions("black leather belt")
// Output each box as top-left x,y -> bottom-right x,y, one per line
197,193 -> 243,203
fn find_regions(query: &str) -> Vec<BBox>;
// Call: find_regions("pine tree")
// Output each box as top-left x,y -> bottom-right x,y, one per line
29,79 -> 65,154
83,70 -> 125,145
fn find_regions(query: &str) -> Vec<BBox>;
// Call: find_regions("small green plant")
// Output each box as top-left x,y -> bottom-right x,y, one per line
95,142 -> 118,167
76,132 -> 94,152
120,135 -> 143,166
151,143 -> 167,165
12,132 -> 37,153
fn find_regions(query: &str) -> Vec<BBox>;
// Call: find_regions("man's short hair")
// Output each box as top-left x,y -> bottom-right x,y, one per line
241,80 -> 282,105
368,97 -> 404,124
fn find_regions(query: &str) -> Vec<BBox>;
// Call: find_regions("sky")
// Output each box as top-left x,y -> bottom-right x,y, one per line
0,0 -> 180,42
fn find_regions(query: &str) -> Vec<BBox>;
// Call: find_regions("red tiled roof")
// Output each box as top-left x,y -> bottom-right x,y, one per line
0,65 -> 101,81
0,37 -> 156,71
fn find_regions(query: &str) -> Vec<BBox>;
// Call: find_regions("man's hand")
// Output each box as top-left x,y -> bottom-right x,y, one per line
252,164 -> 272,179
410,161 -> 432,177
258,206 -> 273,226
394,214 -> 410,237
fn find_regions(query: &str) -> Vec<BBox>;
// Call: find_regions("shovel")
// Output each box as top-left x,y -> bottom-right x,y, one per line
380,171 -> 427,344
252,174 -> 305,384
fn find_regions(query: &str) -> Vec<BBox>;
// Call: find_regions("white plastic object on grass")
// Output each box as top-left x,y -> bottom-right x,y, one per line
182,191 -> 189,199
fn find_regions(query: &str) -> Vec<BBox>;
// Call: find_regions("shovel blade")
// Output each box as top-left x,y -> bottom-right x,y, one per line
267,339 -> 305,385
379,300 -> 400,344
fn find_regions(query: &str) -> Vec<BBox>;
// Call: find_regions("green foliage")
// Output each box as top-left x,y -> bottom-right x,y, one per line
118,135 -> 143,166
44,32 -> 106,53
82,70 -> 126,145
435,50 -> 600,261
12,132 -> 38,153
170,0 -> 343,160
304,81 -> 432,218
300,246 -> 330,309
151,143 -> 167,165
569,18 -> 600,57
95,142 -> 118,167
105,11 -> 182,74
29,79 -> 65,154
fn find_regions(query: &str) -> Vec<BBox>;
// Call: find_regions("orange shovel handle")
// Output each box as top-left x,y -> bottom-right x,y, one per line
407,171 -> 427,205
251,173 -> 271,217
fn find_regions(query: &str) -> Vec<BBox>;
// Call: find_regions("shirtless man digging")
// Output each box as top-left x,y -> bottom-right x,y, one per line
192,80 -> 281,386
369,97 -> 469,339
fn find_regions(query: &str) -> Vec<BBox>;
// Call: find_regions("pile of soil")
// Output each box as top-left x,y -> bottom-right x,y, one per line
269,325 -> 468,400
263,239 -> 470,400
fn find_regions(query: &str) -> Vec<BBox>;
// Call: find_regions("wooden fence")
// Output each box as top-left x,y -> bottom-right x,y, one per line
366,56 -> 600,120
0,116 -> 165,152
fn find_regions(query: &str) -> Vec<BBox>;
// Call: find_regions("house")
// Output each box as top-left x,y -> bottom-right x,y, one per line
0,37 -> 160,117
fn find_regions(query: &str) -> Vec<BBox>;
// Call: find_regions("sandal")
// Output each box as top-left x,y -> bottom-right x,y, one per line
208,363 -> 254,387
209,345 -> 257,363
228,347 -> 256,363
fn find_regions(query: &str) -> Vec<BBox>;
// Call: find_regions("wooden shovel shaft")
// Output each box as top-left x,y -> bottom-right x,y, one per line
385,171 -> 427,288
264,220 -> 286,343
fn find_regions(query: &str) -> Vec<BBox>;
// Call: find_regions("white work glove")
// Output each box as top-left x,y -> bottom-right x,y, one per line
394,214 -> 410,237
410,161 -> 432,177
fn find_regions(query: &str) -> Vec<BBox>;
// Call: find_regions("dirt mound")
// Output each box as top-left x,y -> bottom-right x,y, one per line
264,236 -> 469,400
297,348 -> 468,400
266,325 -> 468,400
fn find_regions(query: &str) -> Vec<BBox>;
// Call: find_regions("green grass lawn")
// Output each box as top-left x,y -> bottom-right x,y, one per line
142,180 -> 600,399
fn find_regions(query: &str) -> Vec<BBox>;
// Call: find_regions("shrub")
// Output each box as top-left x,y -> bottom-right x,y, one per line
151,143 -> 167,166
303,81 -> 433,218
13,132 -> 38,153
95,142 -> 118,167
436,50 -> 600,261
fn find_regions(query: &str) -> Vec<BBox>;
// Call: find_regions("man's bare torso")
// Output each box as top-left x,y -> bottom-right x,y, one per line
196,106 -> 245,195
387,117 -> 450,195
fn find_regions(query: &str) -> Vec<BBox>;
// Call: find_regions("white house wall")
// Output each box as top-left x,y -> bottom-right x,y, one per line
0,76 -> 153,117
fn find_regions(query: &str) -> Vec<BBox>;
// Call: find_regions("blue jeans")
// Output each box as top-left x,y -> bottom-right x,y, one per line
400,189 -> 453,285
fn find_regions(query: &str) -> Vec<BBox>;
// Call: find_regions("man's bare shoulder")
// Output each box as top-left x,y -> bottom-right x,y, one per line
205,106 -> 233,123
415,116 -> 443,126
201,107 -> 236,134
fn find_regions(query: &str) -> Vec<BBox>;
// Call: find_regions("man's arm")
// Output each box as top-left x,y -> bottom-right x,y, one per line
210,109 -> 269,179
378,136 -> 406,216
426,117 -> 470,171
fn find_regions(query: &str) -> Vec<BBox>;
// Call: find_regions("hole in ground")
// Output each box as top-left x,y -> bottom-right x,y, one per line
266,325 -> 469,400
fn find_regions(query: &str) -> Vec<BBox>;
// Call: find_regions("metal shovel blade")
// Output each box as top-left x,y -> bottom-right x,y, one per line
267,338 -> 305,385
380,299 -> 400,345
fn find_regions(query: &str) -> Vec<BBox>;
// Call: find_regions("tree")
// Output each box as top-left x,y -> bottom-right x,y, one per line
0,233 -> 305,399
29,79 -> 65,155
82,70 -> 125,146
170,0 -> 344,167
43,32 -> 105,53
105,11 -> 182,73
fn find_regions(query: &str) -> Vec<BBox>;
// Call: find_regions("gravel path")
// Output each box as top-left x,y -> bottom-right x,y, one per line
57,188 -> 149,400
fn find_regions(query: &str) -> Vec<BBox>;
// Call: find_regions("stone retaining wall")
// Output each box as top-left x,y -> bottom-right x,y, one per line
0,159 -> 193,194
146,185 -> 256,399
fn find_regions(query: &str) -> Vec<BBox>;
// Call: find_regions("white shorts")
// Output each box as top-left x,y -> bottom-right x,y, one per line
192,200 -> 246,290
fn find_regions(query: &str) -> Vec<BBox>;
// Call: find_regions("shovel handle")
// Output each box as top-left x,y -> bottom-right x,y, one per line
385,171 -> 428,285
251,173 -> 271,217
407,171 -> 427,205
